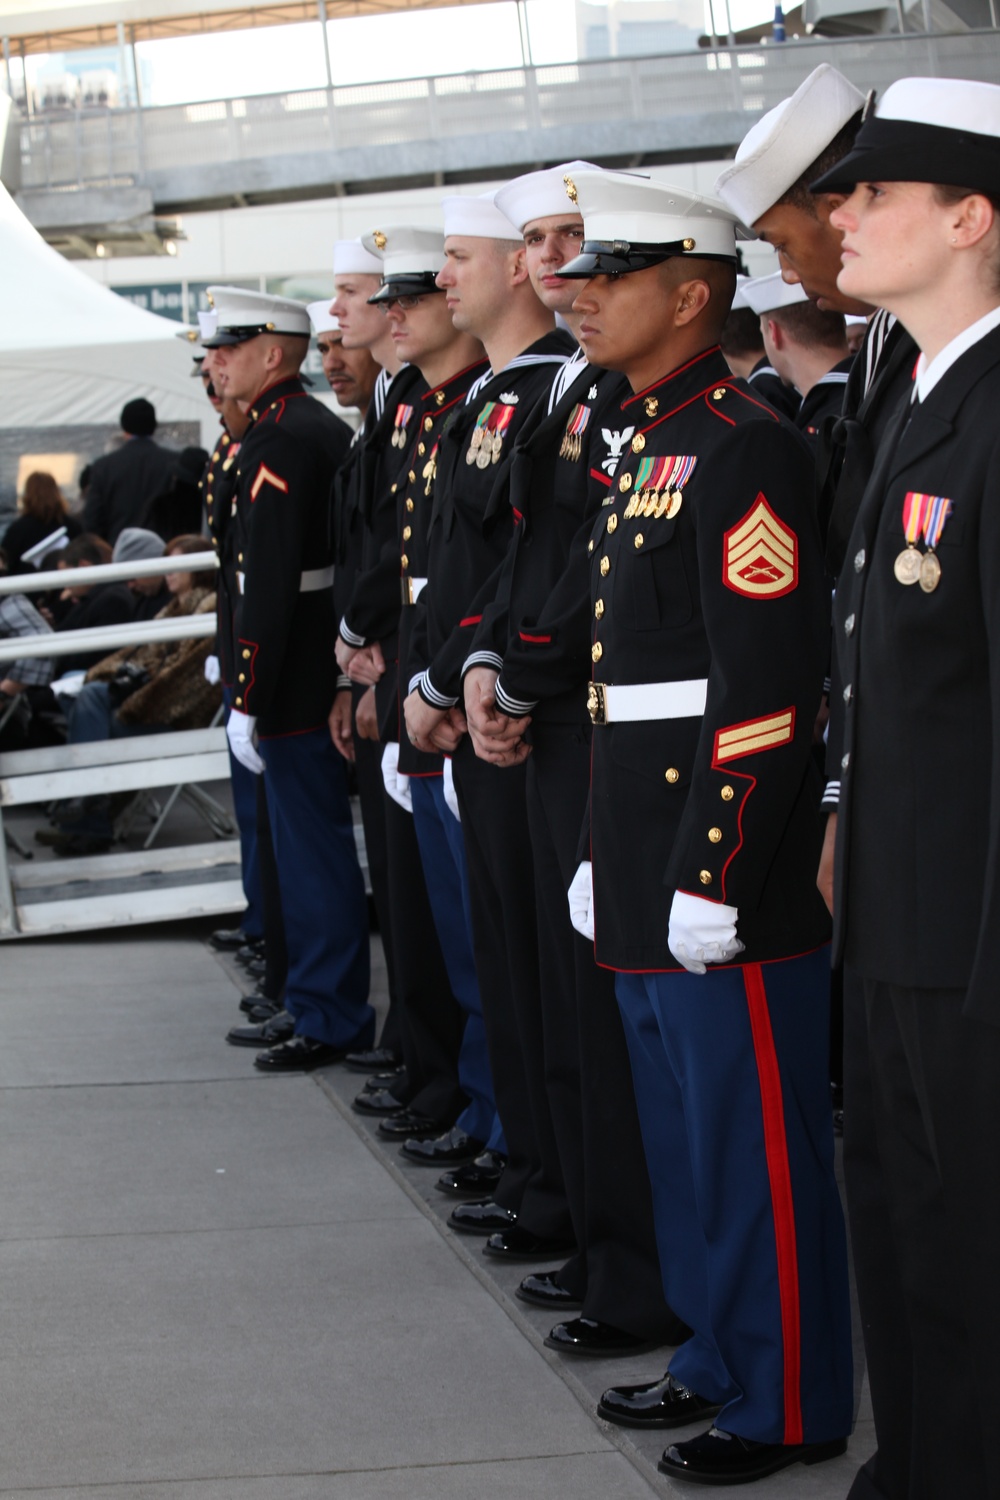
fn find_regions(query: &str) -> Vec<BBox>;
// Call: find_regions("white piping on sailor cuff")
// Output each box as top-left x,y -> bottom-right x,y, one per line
494,678 -> 538,717
821,780 -> 841,809
462,650 -> 504,677
336,674 -> 352,692
339,616 -> 367,649
417,669 -> 458,710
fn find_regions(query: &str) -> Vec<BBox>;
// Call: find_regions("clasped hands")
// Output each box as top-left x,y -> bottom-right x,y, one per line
460,667 -> 531,768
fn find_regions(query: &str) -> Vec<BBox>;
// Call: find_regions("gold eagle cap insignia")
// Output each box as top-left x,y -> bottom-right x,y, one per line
373,230 -> 387,250
563,175 -> 578,204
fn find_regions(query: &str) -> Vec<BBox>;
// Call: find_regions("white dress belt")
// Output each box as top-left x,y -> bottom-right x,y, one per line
236,566 -> 334,596
588,677 -> 708,726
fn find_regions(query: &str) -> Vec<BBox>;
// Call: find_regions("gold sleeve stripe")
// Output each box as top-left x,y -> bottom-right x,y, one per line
713,708 -> 795,763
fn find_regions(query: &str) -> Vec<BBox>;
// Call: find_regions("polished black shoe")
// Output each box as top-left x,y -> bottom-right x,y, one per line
238,989 -> 280,1016
436,1150 -> 507,1199
400,1126 -> 484,1167
226,1011 -> 294,1048
377,1109 -> 444,1141
242,957 -> 268,982
363,1067 -> 405,1093
658,1427 -> 848,1485
210,926 -> 258,952
545,1317 -> 660,1358
483,1226 -> 576,1261
448,1199 -> 517,1236
234,940 -> 266,966
352,1088 -> 404,1117
598,1372 -> 721,1430
244,1000 -> 280,1024
254,1035 -> 349,1073
515,1271 -> 583,1311
344,1046 -> 401,1074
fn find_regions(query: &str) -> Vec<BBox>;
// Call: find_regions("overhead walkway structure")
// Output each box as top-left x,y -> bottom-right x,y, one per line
11,29 -> 1000,234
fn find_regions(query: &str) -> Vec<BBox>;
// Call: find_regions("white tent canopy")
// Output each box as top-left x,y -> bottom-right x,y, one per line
0,154 -> 208,440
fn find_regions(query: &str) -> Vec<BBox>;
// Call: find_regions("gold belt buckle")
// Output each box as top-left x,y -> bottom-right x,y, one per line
587,681 -> 608,726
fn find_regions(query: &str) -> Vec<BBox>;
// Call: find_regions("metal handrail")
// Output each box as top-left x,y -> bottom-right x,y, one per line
0,612 -> 216,662
0,552 -> 218,596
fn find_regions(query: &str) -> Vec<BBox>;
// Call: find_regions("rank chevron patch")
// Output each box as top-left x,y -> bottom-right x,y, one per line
723,495 -> 798,599
713,708 -> 796,764
250,464 -> 289,503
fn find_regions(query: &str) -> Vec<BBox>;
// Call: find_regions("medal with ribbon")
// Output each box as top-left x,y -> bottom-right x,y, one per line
559,403 -> 592,462
466,402 -> 496,466
487,403 -> 517,466
623,455 -> 697,519
391,404 -> 414,448
894,491 -> 953,592
422,439 -> 440,496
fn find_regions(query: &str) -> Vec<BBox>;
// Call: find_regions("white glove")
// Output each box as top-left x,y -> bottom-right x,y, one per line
668,890 -> 744,975
381,741 -> 412,813
226,708 -> 264,775
204,654 -> 221,685
442,758 -> 461,822
568,860 -> 595,941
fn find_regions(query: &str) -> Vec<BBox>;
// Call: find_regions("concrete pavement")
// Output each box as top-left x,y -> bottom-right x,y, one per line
0,921 -> 871,1497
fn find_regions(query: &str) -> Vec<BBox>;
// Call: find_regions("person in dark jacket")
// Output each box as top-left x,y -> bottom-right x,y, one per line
142,446 -> 210,541
2,472 -> 81,568
82,399 -> 176,544
53,534 -> 134,673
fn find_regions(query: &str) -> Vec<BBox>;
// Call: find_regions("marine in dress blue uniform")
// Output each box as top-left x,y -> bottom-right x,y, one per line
555,172 -> 852,1486
207,287 -> 373,1070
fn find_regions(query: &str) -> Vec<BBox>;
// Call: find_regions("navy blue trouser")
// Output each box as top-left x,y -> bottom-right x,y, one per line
261,726 -> 373,1049
223,686 -> 263,940
616,947 -> 853,1446
410,773 -> 501,1149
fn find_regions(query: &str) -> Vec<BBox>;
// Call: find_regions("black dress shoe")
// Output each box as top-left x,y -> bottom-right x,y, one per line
448,1199 -> 517,1236
238,989 -> 280,1016
658,1427 -> 848,1485
226,1011 -> 294,1048
352,1088 -> 405,1117
344,1046 -> 401,1074
436,1150 -> 507,1198
233,939 -> 265,964
210,926 -> 258,951
363,1068 -> 406,1093
483,1226 -> 576,1261
598,1372 -> 721,1430
254,1035 -> 349,1073
545,1317 -> 660,1358
516,1271 -> 583,1311
400,1126 -> 485,1167
242,956 -> 268,980
244,1000 -> 280,1024
377,1109 -> 444,1141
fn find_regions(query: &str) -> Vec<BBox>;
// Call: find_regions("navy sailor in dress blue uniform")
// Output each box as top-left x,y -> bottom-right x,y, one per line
342,224 -> 500,1157
403,190 -> 577,1257
206,287 -> 374,1072
460,161 -> 681,1356
812,79 -> 1000,1500
556,172 -> 853,1486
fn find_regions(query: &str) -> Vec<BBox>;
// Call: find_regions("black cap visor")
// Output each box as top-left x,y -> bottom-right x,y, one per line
202,324 -> 310,348
811,117 -> 1000,196
557,239 -> 737,279
368,273 -> 444,304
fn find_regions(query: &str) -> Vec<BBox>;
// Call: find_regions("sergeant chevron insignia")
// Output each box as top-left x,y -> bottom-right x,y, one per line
723,495 -> 797,598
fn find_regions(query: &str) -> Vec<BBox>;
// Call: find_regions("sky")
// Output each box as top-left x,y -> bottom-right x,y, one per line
20,0 -> 779,105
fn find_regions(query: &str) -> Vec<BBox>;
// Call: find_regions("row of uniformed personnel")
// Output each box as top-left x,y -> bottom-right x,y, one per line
189,63 -> 1000,1495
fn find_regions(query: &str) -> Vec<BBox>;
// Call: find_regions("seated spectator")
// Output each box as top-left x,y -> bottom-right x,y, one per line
53,534 -> 133,672
0,549 -> 64,750
43,534 -> 222,854
115,528 -> 170,621
82,399 -> 176,544
142,447 -> 210,542
2,472 -> 81,570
